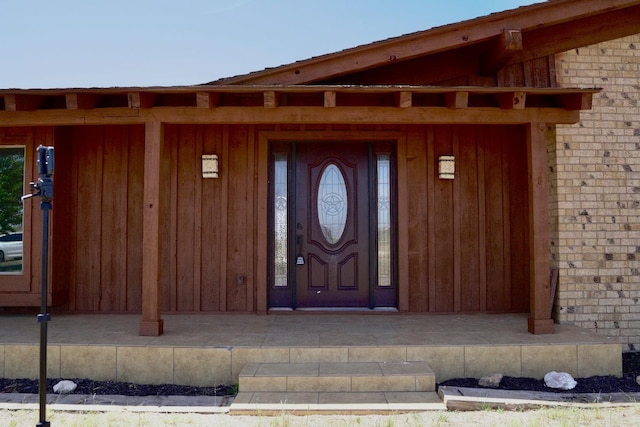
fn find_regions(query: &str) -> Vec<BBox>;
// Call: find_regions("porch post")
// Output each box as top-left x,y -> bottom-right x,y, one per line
526,123 -> 554,334
139,121 -> 164,336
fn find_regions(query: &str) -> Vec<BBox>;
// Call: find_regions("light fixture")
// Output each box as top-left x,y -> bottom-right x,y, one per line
438,155 -> 455,179
202,154 -> 219,178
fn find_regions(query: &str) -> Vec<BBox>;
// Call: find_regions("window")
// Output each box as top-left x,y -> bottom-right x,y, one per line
376,153 -> 392,287
317,163 -> 348,245
273,153 -> 288,287
0,147 -> 25,274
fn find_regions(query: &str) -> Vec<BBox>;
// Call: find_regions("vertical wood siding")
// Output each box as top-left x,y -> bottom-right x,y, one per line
51,125 -> 145,312
406,124 -> 530,313
320,54 -> 558,88
2,123 -> 529,313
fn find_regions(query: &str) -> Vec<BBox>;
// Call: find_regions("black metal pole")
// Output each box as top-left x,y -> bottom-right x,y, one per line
23,145 -> 54,427
37,199 -> 51,427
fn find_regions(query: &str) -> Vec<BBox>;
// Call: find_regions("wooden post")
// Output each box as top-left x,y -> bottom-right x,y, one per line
140,121 -> 164,336
527,123 -> 554,334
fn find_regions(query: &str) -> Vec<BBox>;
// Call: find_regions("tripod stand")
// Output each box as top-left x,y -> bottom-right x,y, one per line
22,145 -> 54,427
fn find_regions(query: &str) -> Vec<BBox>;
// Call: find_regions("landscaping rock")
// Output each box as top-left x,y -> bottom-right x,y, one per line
544,371 -> 576,390
53,380 -> 77,394
479,373 -> 503,388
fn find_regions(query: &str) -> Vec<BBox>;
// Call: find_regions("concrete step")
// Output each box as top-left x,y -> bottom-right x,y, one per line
238,361 -> 435,393
230,391 -> 446,415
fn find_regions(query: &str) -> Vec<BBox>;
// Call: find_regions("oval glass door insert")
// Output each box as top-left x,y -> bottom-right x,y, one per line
317,163 -> 348,244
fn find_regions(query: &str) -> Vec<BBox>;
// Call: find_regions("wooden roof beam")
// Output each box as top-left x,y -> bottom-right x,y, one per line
445,91 -> 469,109
561,92 -> 593,110
324,91 -> 336,107
0,106 -> 582,126
196,92 -> 220,108
395,91 -> 412,108
497,91 -> 526,109
65,93 -> 99,110
263,91 -> 279,108
506,4 -> 640,66
481,29 -> 523,75
3,94 -> 44,111
128,92 -> 156,108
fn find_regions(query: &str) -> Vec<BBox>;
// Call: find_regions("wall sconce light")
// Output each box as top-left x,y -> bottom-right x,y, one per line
439,155 -> 455,179
202,154 -> 219,178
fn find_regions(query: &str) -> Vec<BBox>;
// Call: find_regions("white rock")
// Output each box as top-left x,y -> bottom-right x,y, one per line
53,380 -> 77,394
479,373 -> 503,388
544,371 -> 577,390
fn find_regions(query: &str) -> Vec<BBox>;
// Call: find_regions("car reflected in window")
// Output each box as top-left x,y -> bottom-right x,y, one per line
0,232 -> 23,272
0,146 -> 25,274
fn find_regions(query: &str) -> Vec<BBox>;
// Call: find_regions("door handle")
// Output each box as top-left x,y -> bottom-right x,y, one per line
296,234 -> 305,265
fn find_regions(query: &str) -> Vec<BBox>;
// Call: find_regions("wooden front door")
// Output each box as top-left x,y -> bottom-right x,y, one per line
295,142 -> 370,307
268,140 -> 397,309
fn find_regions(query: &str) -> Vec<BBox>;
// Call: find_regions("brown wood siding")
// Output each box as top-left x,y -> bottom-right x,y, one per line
457,126 -> 482,311
161,124 -> 257,312
406,124 -> 530,313
320,54 -> 558,88
51,125 -> 145,312
200,125 -> 224,311
406,126 -> 429,311
2,123 -> 530,314
508,125 -> 530,311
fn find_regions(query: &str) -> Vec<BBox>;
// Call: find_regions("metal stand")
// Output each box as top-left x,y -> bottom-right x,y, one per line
36,200 -> 51,427
23,146 -> 54,427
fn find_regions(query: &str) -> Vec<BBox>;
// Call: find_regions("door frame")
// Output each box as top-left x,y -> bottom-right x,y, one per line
257,130 -> 409,312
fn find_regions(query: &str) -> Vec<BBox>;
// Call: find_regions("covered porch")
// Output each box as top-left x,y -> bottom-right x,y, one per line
0,312 -> 621,387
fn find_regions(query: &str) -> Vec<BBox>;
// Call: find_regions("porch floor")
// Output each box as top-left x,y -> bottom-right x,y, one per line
0,312 -> 622,388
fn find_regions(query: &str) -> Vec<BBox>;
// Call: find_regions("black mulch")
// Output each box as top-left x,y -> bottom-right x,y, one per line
0,378 -> 236,397
1,352 -> 639,397
439,351 -> 640,393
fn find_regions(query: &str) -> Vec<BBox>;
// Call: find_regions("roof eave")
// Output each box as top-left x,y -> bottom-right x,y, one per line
213,0 -> 640,86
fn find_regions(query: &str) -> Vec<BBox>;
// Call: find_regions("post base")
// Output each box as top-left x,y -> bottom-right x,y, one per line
528,317 -> 554,334
139,319 -> 164,336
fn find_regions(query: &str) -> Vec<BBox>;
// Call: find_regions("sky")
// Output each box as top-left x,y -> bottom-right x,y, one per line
1,0 -> 538,89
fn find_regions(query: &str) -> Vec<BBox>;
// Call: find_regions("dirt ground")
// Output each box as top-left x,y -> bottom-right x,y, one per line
2,405 -> 640,426
1,353 -> 640,426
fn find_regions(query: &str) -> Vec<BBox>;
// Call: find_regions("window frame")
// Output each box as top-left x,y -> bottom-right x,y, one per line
0,137 -> 33,291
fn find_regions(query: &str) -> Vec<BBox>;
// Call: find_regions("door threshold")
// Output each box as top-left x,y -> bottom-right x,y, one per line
268,307 -> 398,313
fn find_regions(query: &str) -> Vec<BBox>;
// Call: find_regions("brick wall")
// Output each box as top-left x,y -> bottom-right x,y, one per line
554,35 -> 640,351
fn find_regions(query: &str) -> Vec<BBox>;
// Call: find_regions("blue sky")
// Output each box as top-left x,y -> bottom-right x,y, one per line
1,0 -> 536,89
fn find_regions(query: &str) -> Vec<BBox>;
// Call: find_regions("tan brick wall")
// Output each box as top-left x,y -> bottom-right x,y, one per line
554,35 -> 640,351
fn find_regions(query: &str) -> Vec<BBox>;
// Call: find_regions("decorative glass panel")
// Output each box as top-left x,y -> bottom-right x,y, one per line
377,154 -> 391,287
0,147 -> 25,274
273,154 -> 288,287
317,164 -> 347,244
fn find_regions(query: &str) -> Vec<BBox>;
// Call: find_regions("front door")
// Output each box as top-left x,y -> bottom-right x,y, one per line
295,142 -> 370,307
268,141 -> 397,309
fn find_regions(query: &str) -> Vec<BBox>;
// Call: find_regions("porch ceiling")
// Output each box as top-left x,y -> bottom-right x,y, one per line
0,85 -> 597,126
